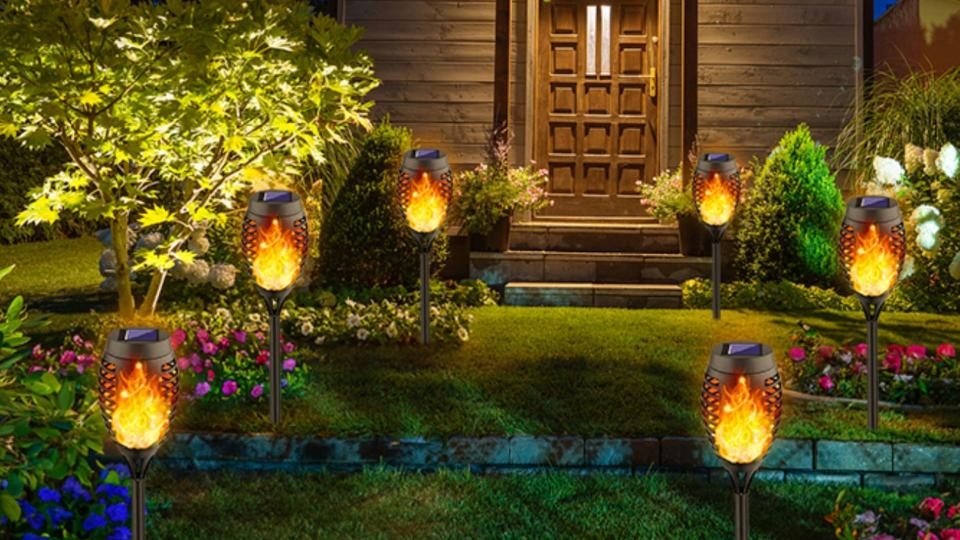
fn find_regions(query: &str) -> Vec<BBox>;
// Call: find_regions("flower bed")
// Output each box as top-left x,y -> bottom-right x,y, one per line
782,322 -> 958,406
828,492 -> 960,540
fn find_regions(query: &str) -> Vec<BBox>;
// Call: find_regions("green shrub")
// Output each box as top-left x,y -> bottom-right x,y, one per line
735,124 -> 845,286
681,278 -> 914,312
319,121 -> 448,289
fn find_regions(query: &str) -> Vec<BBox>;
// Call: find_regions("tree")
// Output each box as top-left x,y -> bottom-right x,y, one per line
0,0 -> 377,318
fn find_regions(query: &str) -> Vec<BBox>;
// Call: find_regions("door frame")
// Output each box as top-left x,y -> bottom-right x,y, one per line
523,0 -> 670,173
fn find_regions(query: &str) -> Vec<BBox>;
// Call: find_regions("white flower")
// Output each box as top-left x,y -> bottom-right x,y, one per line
457,327 -> 469,342
314,335 -> 326,346
917,230 -> 941,251
215,307 -> 231,320
949,251 -> 960,280
893,374 -> 914,383
911,205 -> 943,252
904,143 -> 924,173
300,322 -> 314,335
385,322 -> 398,338
873,156 -> 904,186
899,255 -> 915,281
208,263 -> 237,289
248,313 -> 262,323
356,328 -> 369,341
936,142 -> 958,178
347,313 -> 361,327
183,259 -> 210,284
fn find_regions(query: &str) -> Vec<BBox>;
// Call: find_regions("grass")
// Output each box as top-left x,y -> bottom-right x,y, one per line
0,235 -> 102,300
145,467 -> 927,539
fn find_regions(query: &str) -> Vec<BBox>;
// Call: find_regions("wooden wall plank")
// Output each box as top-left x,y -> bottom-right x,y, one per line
349,1 -> 495,21
699,45 -> 852,66
700,5 -> 854,26
700,85 -> 852,108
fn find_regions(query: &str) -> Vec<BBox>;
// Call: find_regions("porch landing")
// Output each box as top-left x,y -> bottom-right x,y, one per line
470,221 -> 708,308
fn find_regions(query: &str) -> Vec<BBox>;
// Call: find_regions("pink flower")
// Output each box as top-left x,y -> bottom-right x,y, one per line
907,345 -> 927,359
852,361 -> 866,375
251,384 -> 264,399
282,341 -> 295,353
256,350 -> 269,366
31,344 -> 44,360
201,341 -> 218,355
28,365 -> 45,373
171,329 -> 187,350
855,343 -> 868,357
221,380 -> 238,396
72,334 -> 84,347
919,534 -> 940,540
76,355 -> 94,373
218,337 -> 230,348
788,347 -> 806,362
255,332 -> 266,342
283,358 -> 296,372
818,374 -> 834,391
921,497 -> 945,520
937,343 -> 956,359
941,530 -> 960,540
194,382 -> 210,397
190,353 -> 203,374
59,350 -> 77,365
948,504 -> 960,519
196,329 -> 209,343
817,346 -> 835,358
177,357 -> 190,370
884,352 -> 902,374
206,369 -> 215,382
233,331 -> 247,343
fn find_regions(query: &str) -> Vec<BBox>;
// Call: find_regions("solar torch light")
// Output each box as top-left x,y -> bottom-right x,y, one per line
839,196 -> 905,430
693,153 -> 741,320
398,149 -> 453,345
701,342 -> 782,540
241,190 -> 308,424
98,328 -> 179,540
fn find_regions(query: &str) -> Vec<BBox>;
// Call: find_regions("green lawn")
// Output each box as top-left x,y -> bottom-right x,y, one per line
145,467 -> 924,539
0,236 -> 102,299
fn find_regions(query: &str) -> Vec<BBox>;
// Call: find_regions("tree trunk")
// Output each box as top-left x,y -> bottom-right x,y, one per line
138,270 -> 167,318
111,214 -> 136,319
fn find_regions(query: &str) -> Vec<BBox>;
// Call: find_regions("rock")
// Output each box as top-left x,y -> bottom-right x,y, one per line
99,249 -> 117,277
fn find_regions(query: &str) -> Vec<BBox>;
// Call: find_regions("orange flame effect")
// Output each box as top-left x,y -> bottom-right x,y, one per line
253,218 -> 301,291
849,224 -> 899,297
111,362 -> 170,450
699,173 -> 736,226
714,376 -> 774,464
404,172 -> 447,233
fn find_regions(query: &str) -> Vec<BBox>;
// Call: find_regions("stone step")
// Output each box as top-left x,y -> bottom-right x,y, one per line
504,282 -> 683,308
510,221 -> 679,253
470,250 -> 711,286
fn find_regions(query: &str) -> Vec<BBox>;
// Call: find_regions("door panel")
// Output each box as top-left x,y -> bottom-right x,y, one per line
537,0 -> 659,218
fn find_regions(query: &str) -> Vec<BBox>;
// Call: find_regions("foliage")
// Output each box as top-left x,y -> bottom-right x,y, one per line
783,321 -> 959,405
735,124 -> 845,286
0,265 -> 103,523
451,126 -> 551,235
168,302 -> 309,401
827,490 -> 960,540
305,279 -> 499,308
3,464 -> 134,539
681,278 -> 914,312
860,140 -> 960,313
319,121 -> 448,289
0,0 -> 377,317
835,68 -> 960,188
636,164 -> 694,223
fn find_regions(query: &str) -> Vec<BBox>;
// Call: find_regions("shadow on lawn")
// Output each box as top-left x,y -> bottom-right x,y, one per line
765,311 -> 959,346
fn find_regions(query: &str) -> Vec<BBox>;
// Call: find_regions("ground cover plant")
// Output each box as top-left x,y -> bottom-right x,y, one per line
829,490 -> 960,539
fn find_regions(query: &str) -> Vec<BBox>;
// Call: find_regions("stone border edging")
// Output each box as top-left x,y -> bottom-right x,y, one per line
105,432 -> 960,490
784,389 -> 960,413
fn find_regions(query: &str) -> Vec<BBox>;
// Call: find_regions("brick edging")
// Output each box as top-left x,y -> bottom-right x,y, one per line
117,433 -> 960,489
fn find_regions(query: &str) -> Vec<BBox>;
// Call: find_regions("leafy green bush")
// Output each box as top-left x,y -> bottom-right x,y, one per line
681,278 -> 914,312
319,121 -> 448,289
735,124 -> 845,286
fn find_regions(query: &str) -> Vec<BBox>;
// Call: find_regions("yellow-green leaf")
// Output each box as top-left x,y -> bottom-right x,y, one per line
139,205 -> 173,227
79,91 -> 102,107
171,250 -> 196,264
224,135 -> 245,153
134,251 -> 174,271
0,122 -> 18,138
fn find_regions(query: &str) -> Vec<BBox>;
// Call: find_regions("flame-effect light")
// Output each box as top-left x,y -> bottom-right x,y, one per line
253,218 -> 302,291
714,376 -> 774,464
849,224 -> 899,297
404,172 -> 447,233
699,173 -> 736,227
111,362 -> 171,450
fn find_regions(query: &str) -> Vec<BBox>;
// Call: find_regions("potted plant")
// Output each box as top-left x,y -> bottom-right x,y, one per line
452,126 -> 551,252
637,164 -> 710,256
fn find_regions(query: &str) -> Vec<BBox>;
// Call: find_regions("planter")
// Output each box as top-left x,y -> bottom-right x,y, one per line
469,215 -> 511,252
677,213 -> 711,257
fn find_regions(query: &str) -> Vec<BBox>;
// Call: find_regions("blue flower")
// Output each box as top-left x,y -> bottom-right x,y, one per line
96,482 -> 129,500
107,526 -> 133,540
23,534 -> 44,540
19,500 -> 43,530
38,486 -> 61,503
99,464 -> 130,481
47,505 -> 73,527
83,512 -> 108,531
106,502 -> 128,523
62,476 -> 91,501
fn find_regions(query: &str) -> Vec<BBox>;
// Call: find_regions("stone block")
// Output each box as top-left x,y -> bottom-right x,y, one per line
784,471 -> 862,486
660,436 -> 722,468
509,435 -> 584,466
893,444 -> 960,473
442,436 -> 510,466
863,473 -> 936,491
584,438 -> 658,467
817,441 -> 892,472
764,439 -> 814,470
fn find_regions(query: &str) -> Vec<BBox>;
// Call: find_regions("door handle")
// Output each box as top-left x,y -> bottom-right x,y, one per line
649,67 -> 657,98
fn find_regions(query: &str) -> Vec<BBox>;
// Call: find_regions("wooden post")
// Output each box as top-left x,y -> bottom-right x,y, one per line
680,0 -> 698,182
494,0 -> 511,134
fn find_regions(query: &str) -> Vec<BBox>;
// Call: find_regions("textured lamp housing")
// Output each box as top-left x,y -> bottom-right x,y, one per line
241,190 -> 309,424
839,196 -> 906,429
693,153 -> 741,320
98,328 -> 178,540
397,149 -> 453,345
700,342 -> 782,540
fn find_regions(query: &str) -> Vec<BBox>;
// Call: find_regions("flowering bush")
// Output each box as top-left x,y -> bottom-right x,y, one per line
782,322 -> 959,405
2,465 -> 135,539
681,278 -> 915,312
169,302 -> 309,401
25,333 -> 98,376
636,164 -> 693,223
828,491 -> 960,540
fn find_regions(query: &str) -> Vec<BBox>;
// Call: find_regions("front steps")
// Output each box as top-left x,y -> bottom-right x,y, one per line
469,220 -> 709,308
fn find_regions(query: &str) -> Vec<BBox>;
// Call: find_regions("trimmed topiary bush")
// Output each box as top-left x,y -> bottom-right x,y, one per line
735,124 -> 845,286
319,122 -> 448,289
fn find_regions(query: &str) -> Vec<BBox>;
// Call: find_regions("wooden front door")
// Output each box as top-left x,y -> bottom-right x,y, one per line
536,0 -> 659,218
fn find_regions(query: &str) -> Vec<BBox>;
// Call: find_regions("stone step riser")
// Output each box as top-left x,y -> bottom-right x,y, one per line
510,228 -> 680,254
471,254 -> 710,286
504,285 -> 682,309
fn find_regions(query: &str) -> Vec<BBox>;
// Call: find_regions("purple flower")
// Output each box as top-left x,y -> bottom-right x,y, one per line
283,358 -> 296,372
854,510 -> 877,525
194,381 -> 211,397
251,384 -> 264,398
106,502 -> 128,523
233,331 -> 247,343
221,380 -> 238,396
196,329 -> 209,342
38,487 -> 61,503
283,341 -> 295,353
95,482 -> 128,500
788,347 -> 806,362
281,378 -> 288,388
59,350 -> 77,365
83,513 -> 108,531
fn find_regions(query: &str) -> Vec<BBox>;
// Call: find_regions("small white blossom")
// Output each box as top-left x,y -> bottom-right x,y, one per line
300,322 -> 315,335
385,322 -> 398,338
936,142 -> 958,178
899,255 -> 916,281
949,251 -> 960,280
347,313 -> 361,327
872,156 -> 904,186
457,327 -> 469,342
314,335 -> 326,346
248,313 -> 262,323
208,263 -> 237,289
356,328 -> 369,341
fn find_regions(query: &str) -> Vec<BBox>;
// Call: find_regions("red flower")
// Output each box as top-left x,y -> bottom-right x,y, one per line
817,346 -> 835,359
948,503 -> 960,519
941,529 -> 960,540
855,343 -> 868,357
937,343 -> 956,359
818,374 -> 835,391
884,352 -> 902,374
921,497 -> 945,520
